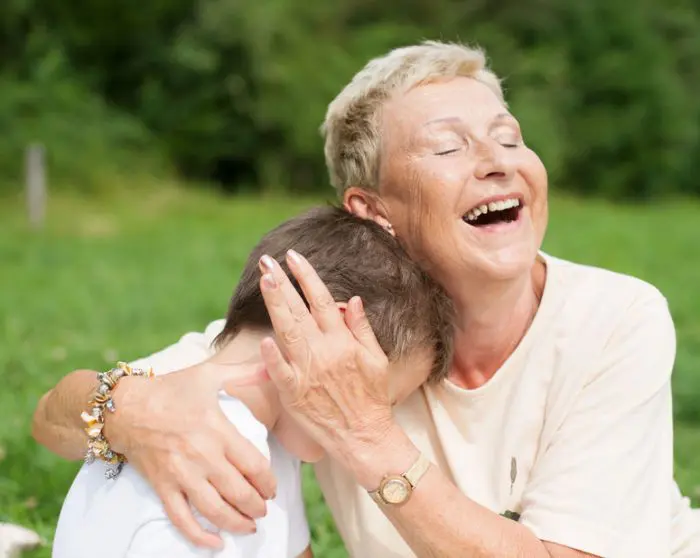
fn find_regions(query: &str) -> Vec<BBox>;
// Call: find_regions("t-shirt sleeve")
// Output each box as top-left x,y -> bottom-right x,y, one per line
128,319 -> 225,374
217,398 -> 310,555
519,290 -> 676,557
126,516 -> 272,558
125,397 -> 273,558
126,518 -> 218,558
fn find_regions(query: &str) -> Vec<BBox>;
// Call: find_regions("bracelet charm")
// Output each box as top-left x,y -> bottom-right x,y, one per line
81,361 -> 153,479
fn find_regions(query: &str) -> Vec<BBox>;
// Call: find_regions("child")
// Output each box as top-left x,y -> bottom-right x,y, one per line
53,206 -> 454,558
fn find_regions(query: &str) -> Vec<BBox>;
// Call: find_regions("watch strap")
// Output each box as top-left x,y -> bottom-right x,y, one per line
403,452 -> 431,488
368,487 -> 385,505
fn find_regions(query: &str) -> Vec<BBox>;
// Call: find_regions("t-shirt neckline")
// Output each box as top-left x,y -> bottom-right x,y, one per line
441,251 -> 559,399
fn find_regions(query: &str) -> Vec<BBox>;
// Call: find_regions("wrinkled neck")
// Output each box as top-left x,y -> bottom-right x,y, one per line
449,258 -> 546,389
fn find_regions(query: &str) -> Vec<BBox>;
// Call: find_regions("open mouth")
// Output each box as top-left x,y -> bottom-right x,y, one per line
462,197 -> 523,227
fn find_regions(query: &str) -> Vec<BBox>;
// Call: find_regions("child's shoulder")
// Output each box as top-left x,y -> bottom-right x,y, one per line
218,393 -> 272,460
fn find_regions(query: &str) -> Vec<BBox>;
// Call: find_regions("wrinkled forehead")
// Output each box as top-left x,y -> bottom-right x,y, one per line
380,77 -> 509,147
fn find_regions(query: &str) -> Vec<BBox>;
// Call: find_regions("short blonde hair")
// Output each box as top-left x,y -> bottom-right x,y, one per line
321,40 -> 504,197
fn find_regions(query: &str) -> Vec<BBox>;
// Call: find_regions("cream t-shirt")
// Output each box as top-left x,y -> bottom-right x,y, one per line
314,254 -> 700,557
118,255 -> 700,557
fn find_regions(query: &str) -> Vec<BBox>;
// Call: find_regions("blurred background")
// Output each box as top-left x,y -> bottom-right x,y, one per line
1,1 -> 700,556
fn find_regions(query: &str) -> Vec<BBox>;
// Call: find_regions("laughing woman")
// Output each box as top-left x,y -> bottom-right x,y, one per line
33,41 -> 700,557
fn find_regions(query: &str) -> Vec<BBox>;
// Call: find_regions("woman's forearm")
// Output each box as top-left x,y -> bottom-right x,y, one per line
347,425 -> 586,558
32,369 -> 98,460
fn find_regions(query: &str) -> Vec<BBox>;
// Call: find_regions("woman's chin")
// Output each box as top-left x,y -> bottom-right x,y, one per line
468,243 -> 539,282
447,214 -> 543,282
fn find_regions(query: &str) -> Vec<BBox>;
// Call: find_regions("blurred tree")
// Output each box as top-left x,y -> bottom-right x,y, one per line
1,0 -> 699,198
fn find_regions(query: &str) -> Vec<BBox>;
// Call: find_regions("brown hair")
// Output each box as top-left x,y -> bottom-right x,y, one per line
215,206 -> 454,382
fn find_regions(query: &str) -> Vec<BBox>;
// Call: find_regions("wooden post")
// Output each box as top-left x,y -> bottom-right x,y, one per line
25,144 -> 46,229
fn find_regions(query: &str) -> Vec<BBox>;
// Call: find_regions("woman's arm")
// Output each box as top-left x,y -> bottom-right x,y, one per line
30,331 -> 277,549
32,369 -> 98,460
343,424 -> 596,558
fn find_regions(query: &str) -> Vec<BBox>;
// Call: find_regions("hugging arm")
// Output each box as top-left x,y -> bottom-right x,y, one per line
31,331 -> 277,549
32,369 -> 99,460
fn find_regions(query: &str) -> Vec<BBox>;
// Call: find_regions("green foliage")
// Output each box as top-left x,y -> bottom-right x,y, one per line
0,71 -> 165,194
0,3 -> 169,194
2,0 -> 700,198
1,189 -> 699,556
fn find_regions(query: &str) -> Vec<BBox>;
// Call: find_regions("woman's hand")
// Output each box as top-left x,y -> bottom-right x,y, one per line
257,251 -> 399,488
105,362 -> 276,548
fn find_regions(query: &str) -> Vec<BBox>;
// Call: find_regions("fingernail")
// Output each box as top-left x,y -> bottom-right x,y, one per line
352,296 -> 364,314
262,274 -> 277,289
286,249 -> 302,266
207,533 -> 224,549
259,254 -> 275,273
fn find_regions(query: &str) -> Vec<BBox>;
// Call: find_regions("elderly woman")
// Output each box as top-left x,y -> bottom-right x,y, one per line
33,41 -> 699,557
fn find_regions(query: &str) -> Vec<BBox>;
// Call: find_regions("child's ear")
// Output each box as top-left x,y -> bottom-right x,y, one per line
336,301 -> 348,315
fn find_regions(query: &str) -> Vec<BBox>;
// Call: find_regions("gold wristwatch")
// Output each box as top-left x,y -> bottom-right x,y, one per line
368,453 -> 431,506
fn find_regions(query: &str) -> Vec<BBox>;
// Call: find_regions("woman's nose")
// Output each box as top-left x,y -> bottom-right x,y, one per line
473,141 -> 515,181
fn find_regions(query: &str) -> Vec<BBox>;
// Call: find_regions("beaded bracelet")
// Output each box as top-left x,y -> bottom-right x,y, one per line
81,361 -> 154,479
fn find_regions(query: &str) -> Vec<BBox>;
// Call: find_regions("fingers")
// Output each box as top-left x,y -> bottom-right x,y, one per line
345,296 -> 384,356
260,337 -> 299,395
223,426 -> 278,501
160,488 -> 224,549
208,463 -> 268,521
259,254 -> 316,333
258,270 -> 311,364
185,476 -> 258,535
284,249 -> 345,331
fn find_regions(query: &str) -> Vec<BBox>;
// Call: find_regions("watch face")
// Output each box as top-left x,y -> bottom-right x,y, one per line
380,477 -> 411,504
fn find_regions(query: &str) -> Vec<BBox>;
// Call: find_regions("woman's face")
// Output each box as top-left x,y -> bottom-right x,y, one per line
375,77 -> 548,294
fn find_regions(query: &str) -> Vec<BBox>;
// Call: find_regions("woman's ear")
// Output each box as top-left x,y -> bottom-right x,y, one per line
336,301 -> 348,315
343,187 -> 395,236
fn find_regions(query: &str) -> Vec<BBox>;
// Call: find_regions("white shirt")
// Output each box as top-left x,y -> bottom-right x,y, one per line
53,395 -> 310,558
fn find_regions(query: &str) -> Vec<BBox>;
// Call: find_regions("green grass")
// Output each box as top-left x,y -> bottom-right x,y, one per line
1,187 -> 699,557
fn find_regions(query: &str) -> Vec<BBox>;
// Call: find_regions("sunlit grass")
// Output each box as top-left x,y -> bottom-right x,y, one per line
1,187 -> 699,557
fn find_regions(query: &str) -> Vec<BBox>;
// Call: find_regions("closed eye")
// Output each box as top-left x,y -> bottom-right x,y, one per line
495,134 -> 523,149
435,148 -> 460,156
496,138 -> 523,148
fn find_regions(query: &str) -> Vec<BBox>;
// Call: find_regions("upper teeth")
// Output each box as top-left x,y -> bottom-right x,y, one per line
463,197 -> 520,222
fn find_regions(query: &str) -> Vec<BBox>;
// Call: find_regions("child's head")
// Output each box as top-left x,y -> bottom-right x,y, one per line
215,207 -> 453,462
216,206 -> 454,392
